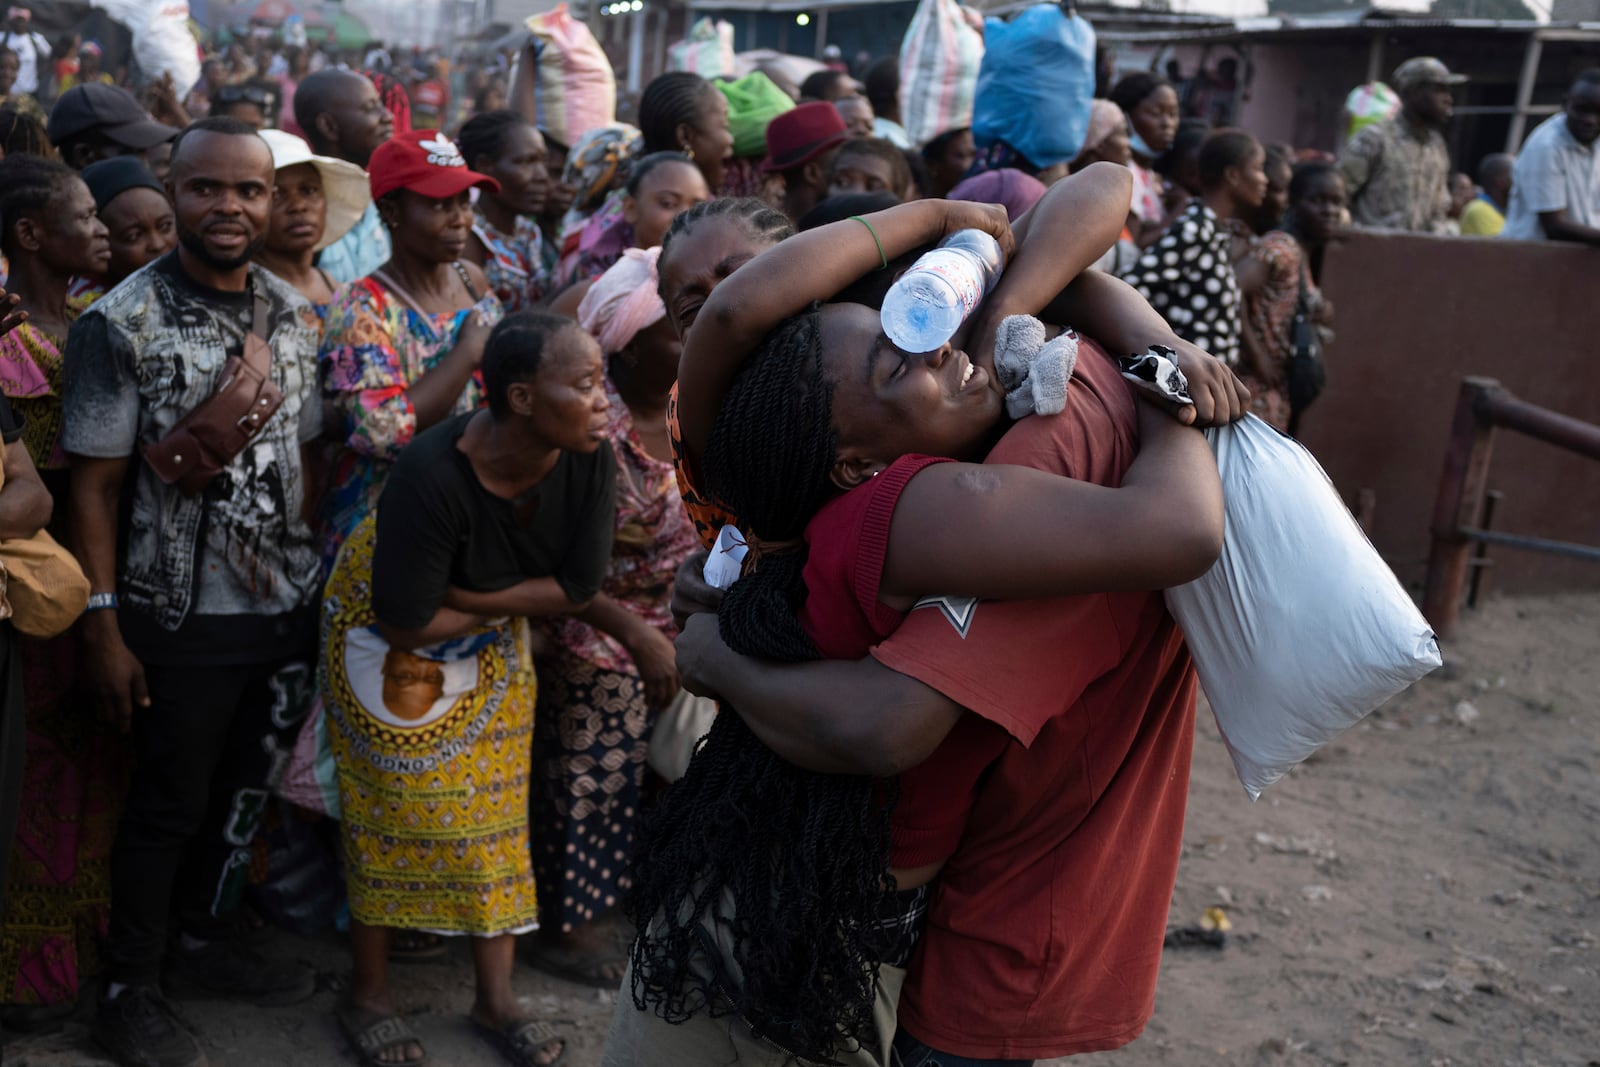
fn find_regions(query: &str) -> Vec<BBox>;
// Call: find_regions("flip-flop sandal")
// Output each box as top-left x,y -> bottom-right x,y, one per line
337,1003 -> 428,1067
523,940 -> 627,989
388,930 -> 449,964
472,1016 -> 569,1067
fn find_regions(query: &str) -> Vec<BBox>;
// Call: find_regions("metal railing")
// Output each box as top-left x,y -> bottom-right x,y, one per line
1421,377 -> 1600,640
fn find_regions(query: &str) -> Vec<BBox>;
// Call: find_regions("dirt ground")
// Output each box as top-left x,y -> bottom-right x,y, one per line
5,592 -> 1598,1067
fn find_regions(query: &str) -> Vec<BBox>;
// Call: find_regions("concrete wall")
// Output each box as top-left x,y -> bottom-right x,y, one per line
1299,230 -> 1600,595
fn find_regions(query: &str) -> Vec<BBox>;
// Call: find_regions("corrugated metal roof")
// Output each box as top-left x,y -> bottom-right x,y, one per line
1097,15 -> 1600,44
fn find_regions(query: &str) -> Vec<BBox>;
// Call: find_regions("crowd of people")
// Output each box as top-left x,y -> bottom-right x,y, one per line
0,6 -> 1594,1067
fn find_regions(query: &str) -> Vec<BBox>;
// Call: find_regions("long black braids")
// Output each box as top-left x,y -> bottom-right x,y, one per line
658,198 -> 793,275
639,71 -> 716,155
627,311 -> 898,1062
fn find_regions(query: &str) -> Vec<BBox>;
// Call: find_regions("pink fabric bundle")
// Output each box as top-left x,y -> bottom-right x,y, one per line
577,246 -> 666,356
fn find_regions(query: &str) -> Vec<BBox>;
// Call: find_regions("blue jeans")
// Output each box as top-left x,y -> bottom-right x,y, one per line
892,1031 -> 1034,1067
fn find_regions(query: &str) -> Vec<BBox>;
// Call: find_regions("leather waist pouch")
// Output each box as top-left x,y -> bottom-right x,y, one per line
142,296 -> 284,496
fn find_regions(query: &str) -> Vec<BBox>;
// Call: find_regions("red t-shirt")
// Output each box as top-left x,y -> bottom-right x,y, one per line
799,454 -> 1012,869
871,343 -> 1198,1060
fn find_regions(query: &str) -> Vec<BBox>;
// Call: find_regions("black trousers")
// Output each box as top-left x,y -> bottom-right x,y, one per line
0,625 -> 21,921
105,656 -> 313,987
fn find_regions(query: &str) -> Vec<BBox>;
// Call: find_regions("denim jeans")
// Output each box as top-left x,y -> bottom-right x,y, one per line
892,1031 -> 1034,1067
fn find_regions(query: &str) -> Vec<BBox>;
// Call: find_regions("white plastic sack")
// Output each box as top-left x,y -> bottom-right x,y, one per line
94,0 -> 200,92
1166,416 -> 1441,799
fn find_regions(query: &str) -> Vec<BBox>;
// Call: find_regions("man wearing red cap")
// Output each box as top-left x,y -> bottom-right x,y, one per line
65,117 -> 324,1067
762,101 -> 849,225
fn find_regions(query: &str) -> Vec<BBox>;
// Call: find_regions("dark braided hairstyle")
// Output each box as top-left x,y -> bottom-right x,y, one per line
627,308 -> 899,1060
457,108 -> 529,172
639,71 -> 716,155
0,154 -> 80,259
0,105 -> 50,160
656,197 -> 793,303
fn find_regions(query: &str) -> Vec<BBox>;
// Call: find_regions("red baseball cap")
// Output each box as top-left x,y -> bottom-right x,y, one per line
760,102 -> 848,174
368,130 -> 500,201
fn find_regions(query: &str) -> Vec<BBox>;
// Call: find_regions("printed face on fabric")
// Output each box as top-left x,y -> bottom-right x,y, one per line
170,129 -> 274,270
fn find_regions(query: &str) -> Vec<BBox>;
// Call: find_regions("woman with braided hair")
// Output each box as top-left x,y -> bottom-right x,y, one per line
527,247 -> 699,988
612,170 -> 1245,1064
638,71 -> 734,195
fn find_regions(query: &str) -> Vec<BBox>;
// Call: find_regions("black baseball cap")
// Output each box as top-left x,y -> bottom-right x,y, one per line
47,84 -> 180,150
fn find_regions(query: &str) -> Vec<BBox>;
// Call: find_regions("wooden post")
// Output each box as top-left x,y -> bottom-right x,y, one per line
1364,30 -> 1384,86
1507,31 -> 1543,152
1421,378 -> 1501,640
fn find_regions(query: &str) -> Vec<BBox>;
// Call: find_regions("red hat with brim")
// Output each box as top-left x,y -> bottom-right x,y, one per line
760,102 -> 848,174
369,129 -> 500,201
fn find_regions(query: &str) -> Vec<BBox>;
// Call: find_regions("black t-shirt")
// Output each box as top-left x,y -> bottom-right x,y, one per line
372,412 -> 617,632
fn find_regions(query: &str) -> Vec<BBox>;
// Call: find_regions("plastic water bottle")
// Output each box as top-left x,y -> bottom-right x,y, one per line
880,230 -> 1005,353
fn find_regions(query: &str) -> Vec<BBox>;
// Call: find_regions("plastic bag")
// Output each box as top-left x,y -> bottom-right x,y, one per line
95,0 -> 200,90
1165,416 -> 1442,799
277,696 -> 341,819
970,4 -> 1095,169
518,4 -> 617,149
1345,81 -> 1400,142
899,0 -> 985,146
669,17 -> 737,79
717,71 -> 795,159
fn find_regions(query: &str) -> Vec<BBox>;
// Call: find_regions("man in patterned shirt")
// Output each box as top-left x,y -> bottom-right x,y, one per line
65,118 -> 323,1067
1340,57 -> 1464,233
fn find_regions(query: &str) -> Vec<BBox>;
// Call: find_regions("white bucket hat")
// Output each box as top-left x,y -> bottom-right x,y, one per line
258,128 -> 372,252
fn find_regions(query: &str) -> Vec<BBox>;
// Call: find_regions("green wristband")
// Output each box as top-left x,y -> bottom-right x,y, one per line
848,215 -> 889,271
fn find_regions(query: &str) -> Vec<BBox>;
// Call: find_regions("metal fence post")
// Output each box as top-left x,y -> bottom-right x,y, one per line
1421,378 -> 1501,640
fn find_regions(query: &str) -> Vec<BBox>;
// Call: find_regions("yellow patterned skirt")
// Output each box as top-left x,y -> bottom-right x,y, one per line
320,514 -> 539,937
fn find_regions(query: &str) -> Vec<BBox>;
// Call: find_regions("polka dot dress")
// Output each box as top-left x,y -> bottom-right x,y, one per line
1121,200 -> 1243,367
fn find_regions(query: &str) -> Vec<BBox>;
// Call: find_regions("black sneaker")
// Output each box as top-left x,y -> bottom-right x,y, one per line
163,940 -> 316,1007
93,986 -> 207,1067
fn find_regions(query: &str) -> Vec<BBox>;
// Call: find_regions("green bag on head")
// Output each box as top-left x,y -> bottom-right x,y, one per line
716,71 -> 796,160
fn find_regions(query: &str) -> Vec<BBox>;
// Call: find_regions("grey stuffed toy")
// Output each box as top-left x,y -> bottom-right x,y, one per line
993,314 -> 1079,419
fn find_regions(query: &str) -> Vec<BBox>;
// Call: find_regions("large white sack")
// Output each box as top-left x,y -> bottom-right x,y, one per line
1166,415 -> 1441,799
95,0 -> 200,91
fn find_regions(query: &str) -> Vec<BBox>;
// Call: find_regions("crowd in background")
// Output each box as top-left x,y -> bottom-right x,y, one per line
0,4 -> 1595,1067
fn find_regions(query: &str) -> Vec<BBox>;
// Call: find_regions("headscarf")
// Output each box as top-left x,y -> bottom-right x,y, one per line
948,168 -> 1048,222
562,124 -> 643,220
577,247 -> 665,357
1083,99 -> 1127,153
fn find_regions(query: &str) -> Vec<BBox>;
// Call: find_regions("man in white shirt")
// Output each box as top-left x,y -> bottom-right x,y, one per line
1,6 -> 50,96
1502,69 -> 1600,245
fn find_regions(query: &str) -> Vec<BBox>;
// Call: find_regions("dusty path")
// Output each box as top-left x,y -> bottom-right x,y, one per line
6,593 -> 1597,1067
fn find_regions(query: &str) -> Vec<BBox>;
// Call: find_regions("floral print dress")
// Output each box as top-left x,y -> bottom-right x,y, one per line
318,276 -> 503,566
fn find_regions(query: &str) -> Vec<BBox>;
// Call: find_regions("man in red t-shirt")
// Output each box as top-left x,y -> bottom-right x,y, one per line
676,348 -> 1197,1064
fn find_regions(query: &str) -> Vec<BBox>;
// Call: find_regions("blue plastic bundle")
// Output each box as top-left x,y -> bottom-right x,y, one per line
971,4 -> 1097,170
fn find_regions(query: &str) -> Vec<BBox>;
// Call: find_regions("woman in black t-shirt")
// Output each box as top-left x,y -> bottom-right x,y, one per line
321,311 -> 615,1067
